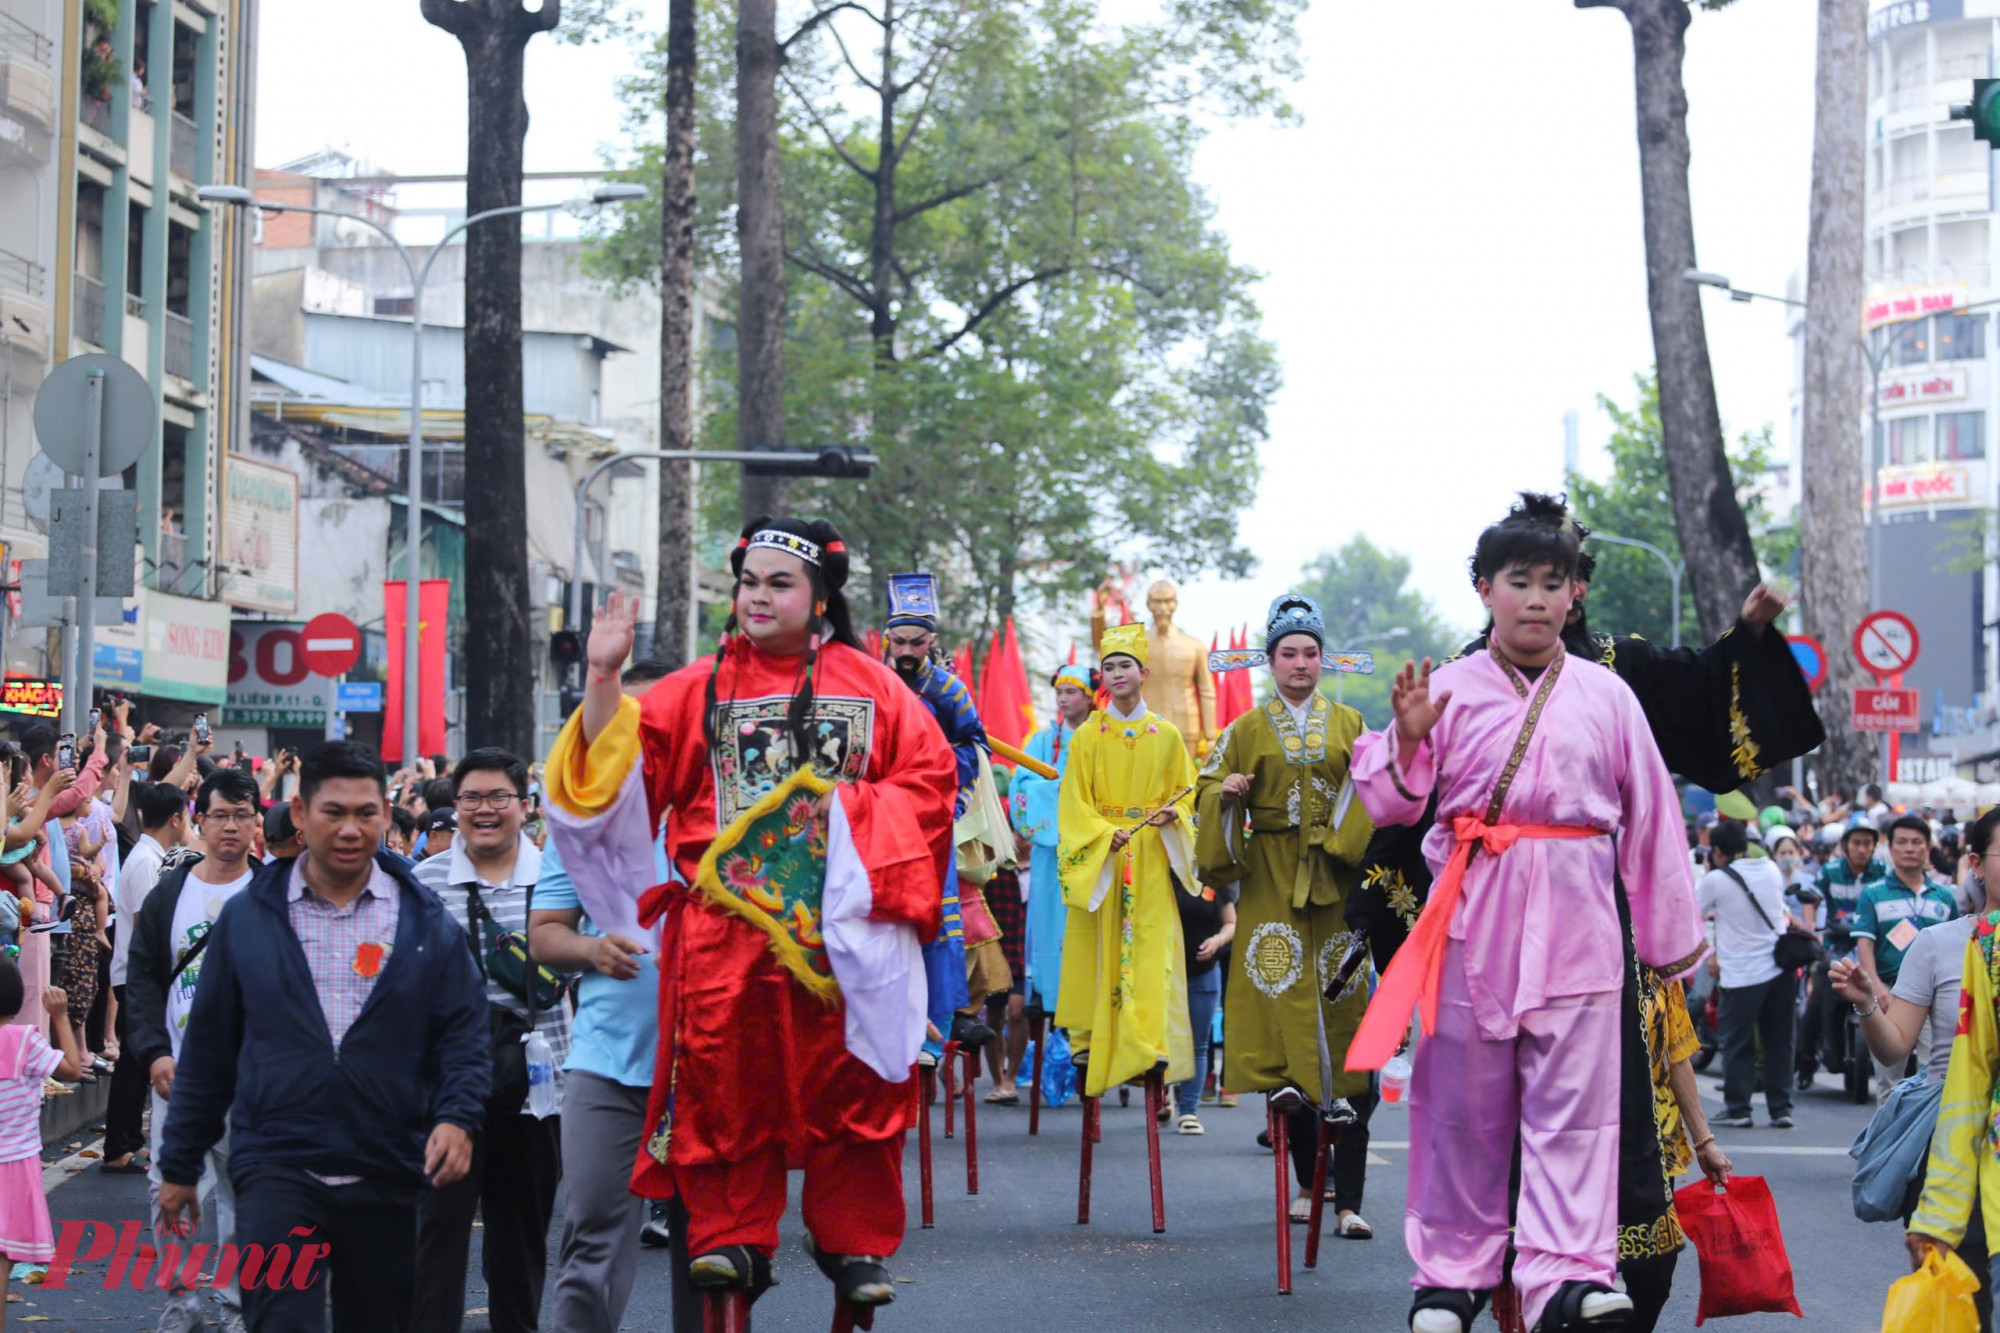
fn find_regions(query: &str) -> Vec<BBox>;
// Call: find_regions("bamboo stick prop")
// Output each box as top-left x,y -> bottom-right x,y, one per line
987,737 -> 1058,779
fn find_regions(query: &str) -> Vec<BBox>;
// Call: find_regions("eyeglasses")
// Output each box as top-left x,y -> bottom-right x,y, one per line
202,811 -> 259,826
454,792 -> 524,811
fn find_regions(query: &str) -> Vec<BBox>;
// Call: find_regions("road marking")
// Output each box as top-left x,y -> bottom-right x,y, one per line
44,1136 -> 105,1192
1373,1140 -> 1850,1156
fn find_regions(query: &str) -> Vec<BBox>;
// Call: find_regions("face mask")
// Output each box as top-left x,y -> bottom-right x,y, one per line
1777,853 -> 1800,873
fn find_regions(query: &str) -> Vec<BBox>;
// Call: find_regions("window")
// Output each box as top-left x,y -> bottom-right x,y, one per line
1877,414 -> 1932,466
373,296 -> 413,318
1892,318 -> 1931,367
1936,311 -> 1987,362
1938,411 -> 1985,460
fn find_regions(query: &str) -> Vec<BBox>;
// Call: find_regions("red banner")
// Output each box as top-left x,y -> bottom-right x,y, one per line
1851,687 -> 1920,733
384,580 -> 450,763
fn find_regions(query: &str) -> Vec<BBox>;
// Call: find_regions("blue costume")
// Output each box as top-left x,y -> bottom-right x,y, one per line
887,574 -> 988,1036
1010,669 -> 1089,1013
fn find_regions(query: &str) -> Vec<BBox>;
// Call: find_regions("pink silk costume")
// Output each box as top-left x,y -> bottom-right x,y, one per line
1349,646 -> 1703,1328
545,638 -> 958,1260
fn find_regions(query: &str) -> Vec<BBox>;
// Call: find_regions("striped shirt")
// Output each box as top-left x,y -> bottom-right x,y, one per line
0,1025 -> 60,1163
415,837 -> 571,1115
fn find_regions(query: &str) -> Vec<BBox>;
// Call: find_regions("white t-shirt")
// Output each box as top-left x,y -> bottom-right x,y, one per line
1697,855 -> 1788,989
110,833 -> 166,988
1892,913 -> 1976,1085
165,867 -> 254,1056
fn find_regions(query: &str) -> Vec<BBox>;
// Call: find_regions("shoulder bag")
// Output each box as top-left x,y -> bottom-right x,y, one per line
1722,863 -> 1823,972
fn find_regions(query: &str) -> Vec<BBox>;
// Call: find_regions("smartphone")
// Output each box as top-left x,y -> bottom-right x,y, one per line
56,735 -> 74,769
85,707 -> 100,736
193,713 -> 211,745
127,744 -> 153,765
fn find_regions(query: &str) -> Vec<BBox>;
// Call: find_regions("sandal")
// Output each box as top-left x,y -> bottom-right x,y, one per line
1335,1211 -> 1374,1240
1411,1287 -> 1488,1333
1532,1280 -> 1631,1331
983,1086 -> 1019,1104
689,1246 -> 777,1298
806,1238 -> 895,1306
1175,1113 -> 1204,1136
1288,1192 -> 1312,1224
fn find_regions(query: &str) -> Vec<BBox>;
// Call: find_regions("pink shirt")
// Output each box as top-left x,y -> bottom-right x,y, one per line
0,1025 -> 60,1163
1352,648 -> 1703,1042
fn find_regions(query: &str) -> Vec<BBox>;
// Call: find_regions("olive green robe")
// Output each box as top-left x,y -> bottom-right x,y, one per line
1195,693 -> 1372,1105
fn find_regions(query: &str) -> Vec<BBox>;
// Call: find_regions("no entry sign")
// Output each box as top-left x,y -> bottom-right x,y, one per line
1786,635 -> 1827,693
1853,610 -> 1920,680
1852,687 -> 1921,733
300,613 -> 362,678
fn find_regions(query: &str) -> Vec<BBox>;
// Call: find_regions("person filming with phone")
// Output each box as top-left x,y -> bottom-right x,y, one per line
155,742 -> 489,1330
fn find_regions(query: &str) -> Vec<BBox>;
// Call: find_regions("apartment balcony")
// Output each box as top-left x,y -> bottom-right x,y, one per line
72,273 -> 105,348
80,94 -> 110,137
169,110 -> 197,180
164,309 -> 194,380
0,247 -> 44,300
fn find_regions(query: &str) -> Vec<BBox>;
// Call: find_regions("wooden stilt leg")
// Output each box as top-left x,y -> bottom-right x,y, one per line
1028,1012 -> 1045,1136
963,1046 -> 979,1195
942,1041 -> 958,1138
830,1301 -> 876,1333
1304,1120 -> 1335,1269
1492,1283 -> 1527,1333
1077,1094 -> 1097,1223
703,1291 -> 723,1333
703,1290 -> 751,1333
1145,1069 -> 1166,1234
917,1064 -> 935,1229
1272,1099 -> 1292,1295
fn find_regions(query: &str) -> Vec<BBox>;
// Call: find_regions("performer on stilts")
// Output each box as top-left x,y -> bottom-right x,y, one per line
1012,667 -> 1099,1054
1195,594 -> 1375,1239
1347,494 -> 1705,1333
544,517 -> 957,1319
1346,508 -> 1822,1333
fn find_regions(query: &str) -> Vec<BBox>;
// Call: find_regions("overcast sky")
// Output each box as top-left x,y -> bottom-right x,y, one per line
257,0 -> 1818,647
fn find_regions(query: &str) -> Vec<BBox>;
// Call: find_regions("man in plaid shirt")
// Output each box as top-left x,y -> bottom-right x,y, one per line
413,748 -> 571,1333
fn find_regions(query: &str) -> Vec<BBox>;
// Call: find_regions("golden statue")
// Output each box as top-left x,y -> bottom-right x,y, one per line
1091,577 -> 1217,759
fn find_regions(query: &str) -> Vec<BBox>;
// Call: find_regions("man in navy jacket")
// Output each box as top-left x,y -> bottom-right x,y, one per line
158,741 -> 489,1332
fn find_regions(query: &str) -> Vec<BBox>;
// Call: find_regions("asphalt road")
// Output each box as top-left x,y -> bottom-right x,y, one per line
42,1064 -> 1916,1331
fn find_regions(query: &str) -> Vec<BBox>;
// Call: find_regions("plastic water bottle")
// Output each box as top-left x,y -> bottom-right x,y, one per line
1379,1052 -> 1413,1105
524,1030 -> 557,1118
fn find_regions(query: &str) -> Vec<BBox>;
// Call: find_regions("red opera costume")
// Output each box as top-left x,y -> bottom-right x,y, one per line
545,636 -> 957,1261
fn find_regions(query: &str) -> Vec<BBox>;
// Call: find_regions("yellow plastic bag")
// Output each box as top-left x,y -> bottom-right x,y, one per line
1883,1247 -> 1980,1333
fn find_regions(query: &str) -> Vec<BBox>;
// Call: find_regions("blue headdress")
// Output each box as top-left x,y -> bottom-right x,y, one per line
886,572 -> 941,631
1265,592 -> 1325,654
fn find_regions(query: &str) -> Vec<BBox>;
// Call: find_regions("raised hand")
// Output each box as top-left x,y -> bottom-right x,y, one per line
1740,583 -> 1788,636
588,588 -> 639,678
1391,659 -> 1452,749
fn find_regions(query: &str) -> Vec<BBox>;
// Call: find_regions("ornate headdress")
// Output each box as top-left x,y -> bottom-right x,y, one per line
1265,593 -> 1325,654
1052,663 -> 1095,691
885,572 -> 940,631
745,527 -> 835,567
1099,622 -> 1148,669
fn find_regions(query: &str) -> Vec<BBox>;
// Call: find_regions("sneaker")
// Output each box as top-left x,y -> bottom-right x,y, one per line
1769,1114 -> 1795,1129
155,1293 -> 203,1333
1216,1090 -> 1238,1108
640,1202 -> 672,1249
1714,1114 -> 1755,1129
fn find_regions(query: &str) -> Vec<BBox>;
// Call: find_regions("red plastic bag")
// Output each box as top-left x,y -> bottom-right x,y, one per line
1674,1176 -> 1804,1325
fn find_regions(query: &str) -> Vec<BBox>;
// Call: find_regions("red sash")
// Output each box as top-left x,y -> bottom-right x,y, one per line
1345,813 -> 1602,1071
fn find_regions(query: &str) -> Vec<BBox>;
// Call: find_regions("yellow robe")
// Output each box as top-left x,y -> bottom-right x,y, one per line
1053,705 -> 1199,1098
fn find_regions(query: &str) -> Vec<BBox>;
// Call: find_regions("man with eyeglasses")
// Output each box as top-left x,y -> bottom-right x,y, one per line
127,766 -> 264,1333
414,747 -> 569,1333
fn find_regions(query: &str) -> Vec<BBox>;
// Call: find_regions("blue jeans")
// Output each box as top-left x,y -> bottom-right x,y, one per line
1176,966 -> 1223,1117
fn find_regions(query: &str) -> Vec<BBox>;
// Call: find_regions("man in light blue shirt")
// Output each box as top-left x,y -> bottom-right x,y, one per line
530,660 -> 695,1333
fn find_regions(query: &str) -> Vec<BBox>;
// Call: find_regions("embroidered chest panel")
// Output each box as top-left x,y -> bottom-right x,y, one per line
709,693 -> 876,826
1262,694 -> 1332,765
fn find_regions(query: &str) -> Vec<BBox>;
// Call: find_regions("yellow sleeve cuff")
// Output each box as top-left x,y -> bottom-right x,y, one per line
545,696 -> 644,819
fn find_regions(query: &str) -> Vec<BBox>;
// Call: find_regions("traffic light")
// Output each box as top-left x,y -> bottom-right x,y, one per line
741,446 -> 878,479
549,628 -> 584,668
1950,80 -> 2000,145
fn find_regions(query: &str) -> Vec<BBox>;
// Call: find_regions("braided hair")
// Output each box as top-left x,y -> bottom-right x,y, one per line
701,516 -> 863,772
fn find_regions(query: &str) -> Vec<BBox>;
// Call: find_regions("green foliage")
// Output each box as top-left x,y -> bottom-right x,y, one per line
83,0 -> 119,32
1566,372 -> 1790,646
581,0 -> 1293,637
1282,536 -> 1467,731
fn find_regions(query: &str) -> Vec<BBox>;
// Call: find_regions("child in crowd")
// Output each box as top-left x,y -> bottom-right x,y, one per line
0,968 -> 81,1312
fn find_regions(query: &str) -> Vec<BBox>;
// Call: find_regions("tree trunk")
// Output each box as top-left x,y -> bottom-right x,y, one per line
1594,0 -> 1762,641
654,0 -> 697,669
1800,0 -> 1876,798
869,0 -> 898,361
736,0 -> 788,520
420,0 -> 559,758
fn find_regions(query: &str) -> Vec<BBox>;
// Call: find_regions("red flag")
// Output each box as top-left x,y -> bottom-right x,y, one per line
866,628 -> 881,662
1066,640 -> 1077,666
384,579 -> 450,764
954,643 -> 975,686
982,617 -> 1035,750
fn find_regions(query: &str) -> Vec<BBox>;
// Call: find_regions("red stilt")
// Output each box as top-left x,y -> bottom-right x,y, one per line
1077,1094 -> 1098,1223
1304,1120 -> 1336,1269
962,1046 -> 980,1195
916,1063 -> 935,1229
1144,1069 -> 1166,1234
942,1041 -> 958,1138
703,1290 -> 751,1333
1028,1012 -> 1045,1136
1493,1282 -> 1526,1333
1272,1099 -> 1292,1295
830,1301 -> 876,1332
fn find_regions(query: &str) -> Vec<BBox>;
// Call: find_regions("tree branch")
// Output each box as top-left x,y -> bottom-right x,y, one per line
780,69 -> 879,181
516,0 -> 563,39
785,244 -> 876,307
889,21 -> 967,161
821,16 -> 884,92
780,0 -> 884,53
924,266 -> 1075,357
418,0 -> 475,38
892,144 -> 1049,224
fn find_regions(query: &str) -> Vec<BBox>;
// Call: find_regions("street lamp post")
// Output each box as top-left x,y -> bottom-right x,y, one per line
1338,625 -> 1408,704
199,182 -> 646,765
1587,533 -> 1686,649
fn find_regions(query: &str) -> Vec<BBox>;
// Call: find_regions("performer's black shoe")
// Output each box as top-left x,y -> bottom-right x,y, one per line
950,1011 -> 996,1050
806,1238 -> 896,1305
1268,1086 -> 1308,1116
1532,1280 -> 1632,1331
1323,1097 -> 1358,1126
689,1246 -> 777,1297
1410,1287 -> 1488,1333
639,1202 -> 672,1249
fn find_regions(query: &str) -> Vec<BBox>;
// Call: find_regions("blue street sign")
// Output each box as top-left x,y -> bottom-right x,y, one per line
337,682 -> 384,714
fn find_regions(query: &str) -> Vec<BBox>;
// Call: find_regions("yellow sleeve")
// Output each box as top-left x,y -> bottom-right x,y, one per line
1912,931 -> 1995,1247
1194,720 -> 1248,884
1663,981 -> 1700,1067
1056,722 -> 1117,911
544,696 -> 644,819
